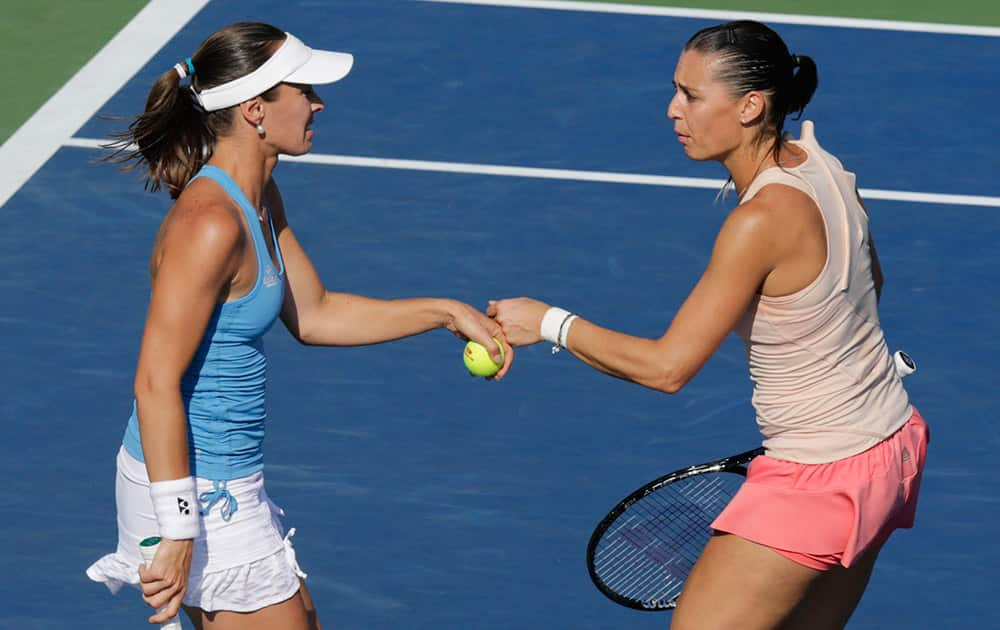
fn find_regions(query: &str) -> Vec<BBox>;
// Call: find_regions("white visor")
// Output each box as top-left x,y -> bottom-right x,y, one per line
194,32 -> 353,112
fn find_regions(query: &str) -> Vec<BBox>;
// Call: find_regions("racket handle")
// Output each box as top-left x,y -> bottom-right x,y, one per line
893,350 -> 916,377
138,537 -> 184,630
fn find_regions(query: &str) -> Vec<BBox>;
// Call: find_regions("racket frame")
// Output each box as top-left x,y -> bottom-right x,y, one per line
586,446 -> 764,611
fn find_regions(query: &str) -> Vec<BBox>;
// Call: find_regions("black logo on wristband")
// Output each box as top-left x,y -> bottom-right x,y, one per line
177,497 -> 191,515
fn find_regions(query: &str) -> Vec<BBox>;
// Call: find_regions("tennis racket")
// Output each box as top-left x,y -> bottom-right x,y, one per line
586,447 -> 762,611
586,349 -> 917,611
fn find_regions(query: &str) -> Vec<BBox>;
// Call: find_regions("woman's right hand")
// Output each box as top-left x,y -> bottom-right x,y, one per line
487,297 -> 549,347
138,537 -> 193,624
444,299 -> 513,379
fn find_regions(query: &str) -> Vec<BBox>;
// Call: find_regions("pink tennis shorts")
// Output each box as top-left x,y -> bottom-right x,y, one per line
711,407 -> 929,571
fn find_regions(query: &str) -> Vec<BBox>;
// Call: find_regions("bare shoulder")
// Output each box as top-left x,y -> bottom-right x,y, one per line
711,185 -> 816,267
747,183 -> 820,224
718,192 -> 785,244
162,181 -> 245,257
732,184 -> 821,239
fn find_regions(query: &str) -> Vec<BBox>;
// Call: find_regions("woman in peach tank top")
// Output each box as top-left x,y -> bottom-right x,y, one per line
490,19 -> 928,630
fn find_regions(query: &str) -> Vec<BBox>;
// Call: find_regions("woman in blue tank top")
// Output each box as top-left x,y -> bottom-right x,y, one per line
86,22 -> 511,629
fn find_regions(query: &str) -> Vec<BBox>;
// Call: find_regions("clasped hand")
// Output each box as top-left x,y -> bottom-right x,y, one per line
138,537 -> 193,624
487,297 -> 551,347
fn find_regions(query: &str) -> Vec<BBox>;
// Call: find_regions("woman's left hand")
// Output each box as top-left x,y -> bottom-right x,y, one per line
486,297 -> 550,347
138,537 -> 193,625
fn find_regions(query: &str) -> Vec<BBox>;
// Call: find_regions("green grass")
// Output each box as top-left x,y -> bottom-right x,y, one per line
1,0 -> 148,143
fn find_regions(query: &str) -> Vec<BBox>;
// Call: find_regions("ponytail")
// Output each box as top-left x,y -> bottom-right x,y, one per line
787,54 -> 818,120
103,22 -> 286,199
104,67 -> 216,199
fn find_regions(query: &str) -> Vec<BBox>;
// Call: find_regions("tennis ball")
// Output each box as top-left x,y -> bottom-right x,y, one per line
463,337 -> 505,377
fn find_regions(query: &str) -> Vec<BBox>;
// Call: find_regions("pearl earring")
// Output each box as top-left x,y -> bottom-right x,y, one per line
256,123 -> 265,137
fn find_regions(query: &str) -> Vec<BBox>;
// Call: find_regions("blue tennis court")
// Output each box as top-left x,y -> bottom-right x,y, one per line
2,1 -> 998,628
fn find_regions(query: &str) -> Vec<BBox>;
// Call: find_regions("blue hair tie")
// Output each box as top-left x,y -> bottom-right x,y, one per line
173,57 -> 196,80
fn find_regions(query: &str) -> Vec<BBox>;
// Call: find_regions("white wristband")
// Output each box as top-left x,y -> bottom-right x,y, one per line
150,477 -> 201,540
540,307 -> 571,344
540,307 -> 577,353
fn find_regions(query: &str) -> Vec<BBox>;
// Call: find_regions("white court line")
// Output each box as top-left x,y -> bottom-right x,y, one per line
62,137 -> 1000,208
5,0 -> 998,209
0,0 -> 210,209
421,0 -> 1000,37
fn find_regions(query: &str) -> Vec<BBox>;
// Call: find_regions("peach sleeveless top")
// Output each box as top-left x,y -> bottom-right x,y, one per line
734,121 -> 911,464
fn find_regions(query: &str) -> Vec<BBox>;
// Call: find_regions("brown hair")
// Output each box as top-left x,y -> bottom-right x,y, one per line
104,22 -> 287,198
684,20 -> 819,164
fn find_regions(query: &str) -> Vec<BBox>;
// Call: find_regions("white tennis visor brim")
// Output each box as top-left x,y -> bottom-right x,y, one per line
194,32 -> 354,112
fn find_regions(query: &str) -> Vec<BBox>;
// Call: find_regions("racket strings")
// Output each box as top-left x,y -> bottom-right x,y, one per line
592,472 -> 743,608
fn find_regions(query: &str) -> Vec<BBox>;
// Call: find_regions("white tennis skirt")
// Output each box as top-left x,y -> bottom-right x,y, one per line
86,447 -> 306,613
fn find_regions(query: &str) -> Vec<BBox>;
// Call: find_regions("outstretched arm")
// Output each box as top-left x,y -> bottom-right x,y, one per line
490,198 -> 782,393
267,178 -> 511,373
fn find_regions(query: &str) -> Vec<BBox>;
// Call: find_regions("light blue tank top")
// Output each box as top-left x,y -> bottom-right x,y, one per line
123,165 -> 285,482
